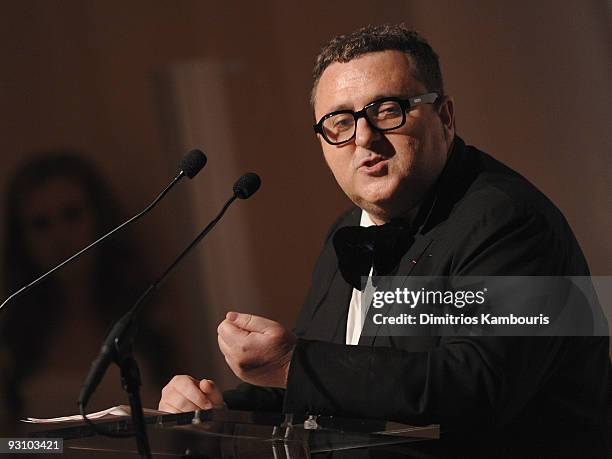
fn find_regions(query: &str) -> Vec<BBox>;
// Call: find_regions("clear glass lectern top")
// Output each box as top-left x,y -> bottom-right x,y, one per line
29,409 -> 439,458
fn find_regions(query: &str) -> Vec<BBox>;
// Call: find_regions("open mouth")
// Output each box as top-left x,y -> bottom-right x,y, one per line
359,157 -> 388,175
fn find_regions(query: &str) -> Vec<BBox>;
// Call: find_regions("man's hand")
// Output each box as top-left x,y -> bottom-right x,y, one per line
217,312 -> 296,388
158,375 -> 225,413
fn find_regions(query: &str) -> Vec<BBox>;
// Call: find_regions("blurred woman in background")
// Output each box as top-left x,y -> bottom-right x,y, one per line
1,151 -> 174,432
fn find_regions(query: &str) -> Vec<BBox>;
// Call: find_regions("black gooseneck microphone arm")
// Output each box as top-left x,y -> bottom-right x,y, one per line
77,194 -> 238,409
78,173 -> 261,459
0,149 -> 207,314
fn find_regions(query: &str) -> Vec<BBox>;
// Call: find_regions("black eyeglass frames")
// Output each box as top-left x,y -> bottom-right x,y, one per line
313,92 -> 439,145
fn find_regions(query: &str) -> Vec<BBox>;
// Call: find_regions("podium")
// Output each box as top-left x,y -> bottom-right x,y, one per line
29,409 -> 439,458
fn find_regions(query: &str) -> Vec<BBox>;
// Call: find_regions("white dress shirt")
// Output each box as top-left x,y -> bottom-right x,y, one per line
345,211 -> 376,345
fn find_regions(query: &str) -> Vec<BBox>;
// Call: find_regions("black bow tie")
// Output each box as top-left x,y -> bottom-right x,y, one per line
332,220 -> 415,290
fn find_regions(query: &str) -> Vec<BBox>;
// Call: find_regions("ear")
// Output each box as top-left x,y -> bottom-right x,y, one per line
437,95 -> 455,143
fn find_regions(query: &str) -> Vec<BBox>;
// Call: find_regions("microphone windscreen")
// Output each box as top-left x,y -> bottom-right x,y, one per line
233,173 -> 261,199
180,149 -> 207,178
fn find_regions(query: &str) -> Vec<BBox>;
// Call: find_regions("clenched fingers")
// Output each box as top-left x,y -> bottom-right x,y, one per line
159,375 -> 216,413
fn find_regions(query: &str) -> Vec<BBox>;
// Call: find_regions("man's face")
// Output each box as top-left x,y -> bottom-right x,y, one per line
313,50 -> 454,223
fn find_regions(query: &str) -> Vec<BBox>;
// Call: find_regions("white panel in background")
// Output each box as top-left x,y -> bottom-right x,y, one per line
155,60 -> 261,386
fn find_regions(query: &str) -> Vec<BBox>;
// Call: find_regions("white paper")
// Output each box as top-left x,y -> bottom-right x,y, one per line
22,405 -> 134,423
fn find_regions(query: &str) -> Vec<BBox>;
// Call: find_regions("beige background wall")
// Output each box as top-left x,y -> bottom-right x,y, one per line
1,1 -> 610,403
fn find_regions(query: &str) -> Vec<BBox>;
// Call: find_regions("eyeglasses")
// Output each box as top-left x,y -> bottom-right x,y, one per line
313,92 -> 439,145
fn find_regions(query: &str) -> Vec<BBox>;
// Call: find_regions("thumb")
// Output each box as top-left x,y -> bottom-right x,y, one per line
226,312 -> 277,334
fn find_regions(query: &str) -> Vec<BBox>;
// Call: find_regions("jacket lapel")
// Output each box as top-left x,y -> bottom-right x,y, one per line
299,210 -> 358,344
317,271 -> 353,344
358,234 -> 434,346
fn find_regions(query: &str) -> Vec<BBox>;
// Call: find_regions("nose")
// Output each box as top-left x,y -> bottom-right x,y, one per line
354,117 -> 381,149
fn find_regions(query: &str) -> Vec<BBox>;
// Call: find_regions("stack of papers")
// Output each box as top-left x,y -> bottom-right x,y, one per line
22,405 -> 165,423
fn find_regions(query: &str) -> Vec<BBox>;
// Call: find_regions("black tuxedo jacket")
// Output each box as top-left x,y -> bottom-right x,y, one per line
225,137 -> 610,457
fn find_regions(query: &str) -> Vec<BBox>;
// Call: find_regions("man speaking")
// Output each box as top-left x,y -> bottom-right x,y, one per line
159,25 -> 609,456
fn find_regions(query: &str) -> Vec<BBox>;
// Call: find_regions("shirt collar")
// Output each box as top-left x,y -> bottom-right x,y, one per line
360,210 -> 376,228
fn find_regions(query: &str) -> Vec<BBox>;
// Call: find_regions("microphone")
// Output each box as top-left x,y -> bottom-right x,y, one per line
180,149 -> 208,179
78,172 -> 262,409
0,149 -> 207,314
233,172 -> 261,199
